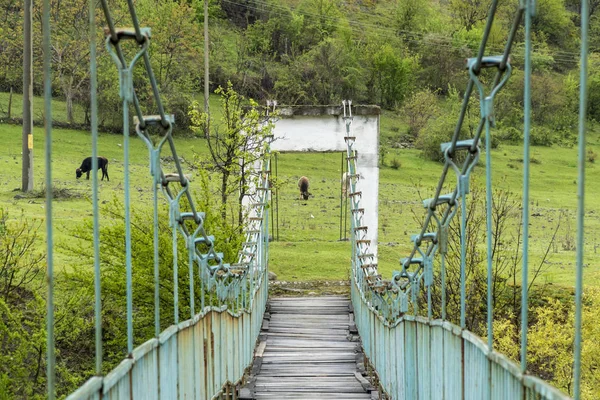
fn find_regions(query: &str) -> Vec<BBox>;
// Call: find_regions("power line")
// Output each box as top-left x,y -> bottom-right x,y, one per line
219,0 -> 580,69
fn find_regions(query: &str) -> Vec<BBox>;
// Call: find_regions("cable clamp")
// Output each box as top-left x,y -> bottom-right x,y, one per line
411,232 -> 437,246
423,193 -> 455,210
467,56 -> 512,126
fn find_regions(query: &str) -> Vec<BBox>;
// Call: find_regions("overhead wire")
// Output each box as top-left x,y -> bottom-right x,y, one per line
219,0 -> 580,69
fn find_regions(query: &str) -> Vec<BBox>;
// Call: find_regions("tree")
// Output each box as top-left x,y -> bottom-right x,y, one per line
448,0 -> 490,31
296,0 -> 342,50
135,0 -> 204,129
416,86 -> 479,162
403,89 -> 439,137
0,0 -> 24,91
0,209 -> 44,303
532,0 -> 577,52
395,0 -> 431,33
44,0 -> 94,124
189,82 -> 274,226
0,210 -> 48,399
414,184 -> 559,335
417,34 -> 472,94
370,43 -> 417,109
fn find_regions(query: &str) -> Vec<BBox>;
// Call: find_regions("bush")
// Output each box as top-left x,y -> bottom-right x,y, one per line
530,126 -> 554,147
588,149 -> 598,163
497,126 -> 523,144
403,89 -> 439,137
415,86 -> 479,162
391,158 -> 401,169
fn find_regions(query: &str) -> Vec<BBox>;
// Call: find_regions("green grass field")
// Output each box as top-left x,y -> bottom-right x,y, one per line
1,93 -> 600,287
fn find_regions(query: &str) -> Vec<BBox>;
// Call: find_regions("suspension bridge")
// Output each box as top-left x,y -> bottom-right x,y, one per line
33,0 -> 591,399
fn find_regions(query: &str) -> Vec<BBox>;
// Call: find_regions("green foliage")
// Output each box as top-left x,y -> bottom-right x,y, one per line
190,82 -> 274,226
403,89 -> 439,137
0,298 -> 45,399
416,35 -> 472,94
0,209 -> 83,399
0,0 -> 24,91
585,55 -> 600,123
532,0 -> 577,51
136,0 -> 203,129
275,37 -> 365,105
448,0 -> 489,31
0,209 -> 45,303
195,0 -> 226,21
0,0 -> 592,139
416,86 -> 479,162
61,194 -> 245,365
496,69 -> 577,146
493,290 -> 600,399
370,43 -> 418,109
530,126 -> 555,147
296,0 -> 342,50
395,0 -> 434,33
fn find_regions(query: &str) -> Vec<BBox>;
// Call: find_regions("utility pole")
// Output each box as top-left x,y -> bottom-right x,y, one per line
204,0 -> 209,116
22,0 -> 33,192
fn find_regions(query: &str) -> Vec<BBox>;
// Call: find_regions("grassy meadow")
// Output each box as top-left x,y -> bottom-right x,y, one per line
1,94 -> 600,288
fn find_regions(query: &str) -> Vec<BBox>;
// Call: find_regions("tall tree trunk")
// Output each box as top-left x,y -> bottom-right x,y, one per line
221,169 -> 230,220
238,164 -> 246,227
66,90 -> 74,124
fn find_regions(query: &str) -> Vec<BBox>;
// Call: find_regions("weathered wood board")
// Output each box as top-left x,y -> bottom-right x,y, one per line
251,296 -> 372,400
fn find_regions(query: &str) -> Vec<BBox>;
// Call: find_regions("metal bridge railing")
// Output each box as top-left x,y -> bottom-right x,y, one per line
344,0 -> 588,399
39,0 -> 273,398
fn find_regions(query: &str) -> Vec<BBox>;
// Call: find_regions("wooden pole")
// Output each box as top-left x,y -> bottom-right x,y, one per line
22,0 -> 34,192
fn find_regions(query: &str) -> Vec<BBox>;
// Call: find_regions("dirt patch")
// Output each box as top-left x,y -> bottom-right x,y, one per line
269,280 -> 350,297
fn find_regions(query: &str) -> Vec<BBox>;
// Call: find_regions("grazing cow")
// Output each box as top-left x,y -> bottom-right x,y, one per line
76,156 -> 109,181
298,176 -> 312,200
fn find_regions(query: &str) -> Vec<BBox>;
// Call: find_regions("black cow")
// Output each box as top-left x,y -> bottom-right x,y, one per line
76,156 -> 109,181
298,176 -> 312,200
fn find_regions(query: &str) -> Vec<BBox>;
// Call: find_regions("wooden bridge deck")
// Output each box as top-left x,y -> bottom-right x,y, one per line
241,296 -> 375,400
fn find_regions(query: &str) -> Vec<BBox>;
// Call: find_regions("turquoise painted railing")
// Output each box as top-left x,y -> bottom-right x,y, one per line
50,0 -> 273,398
344,0 -> 588,399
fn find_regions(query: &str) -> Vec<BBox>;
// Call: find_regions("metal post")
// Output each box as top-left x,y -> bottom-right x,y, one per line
204,0 -> 209,115
275,153 -> 279,241
521,0 -> 533,374
573,0 -> 589,397
270,156 -> 274,241
90,0 -> 102,375
42,0 -> 55,395
340,152 -> 344,240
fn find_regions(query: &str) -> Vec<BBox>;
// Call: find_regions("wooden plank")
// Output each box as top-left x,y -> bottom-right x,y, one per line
250,297 -> 371,399
255,341 -> 267,358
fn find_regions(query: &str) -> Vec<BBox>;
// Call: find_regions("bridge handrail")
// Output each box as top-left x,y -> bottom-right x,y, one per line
343,102 -> 573,398
59,0 -> 273,398
344,1 -> 587,397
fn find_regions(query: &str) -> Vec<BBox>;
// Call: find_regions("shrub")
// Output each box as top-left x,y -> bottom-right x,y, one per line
498,126 -> 523,143
391,158 -> 401,169
415,86 -> 479,162
530,126 -> 554,146
403,89 -> 439,137
588,149 -> 598,163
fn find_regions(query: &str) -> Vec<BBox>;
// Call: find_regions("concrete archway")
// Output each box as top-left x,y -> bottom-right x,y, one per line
271,105 -> 380,255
